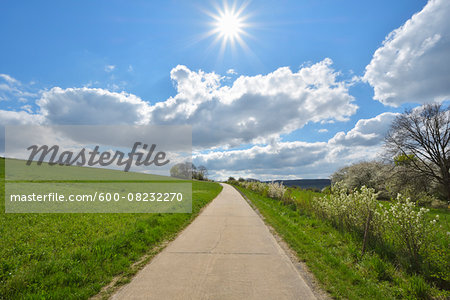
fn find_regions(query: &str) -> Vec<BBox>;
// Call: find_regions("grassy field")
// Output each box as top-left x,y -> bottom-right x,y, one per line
236,185 -> 449,299
0,157 -> 223,299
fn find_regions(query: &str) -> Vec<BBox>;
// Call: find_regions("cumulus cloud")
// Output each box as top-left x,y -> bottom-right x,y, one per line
364,0 -> 450,106
329,112 -> 398,146
37,87 -> 151,125
194,141 -> 331,181
151,59 -> 357,147
195,141 -> 328,171
0,110 -> 43,126
11,59 -> 355,148
0,109 -> 43,153
195,112 -> 393,180
194,142 -> 384,181
0,60 -> 360,177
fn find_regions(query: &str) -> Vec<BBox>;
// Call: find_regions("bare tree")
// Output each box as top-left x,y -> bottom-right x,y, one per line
197,165 -> 208,178
385,103 -> 449,201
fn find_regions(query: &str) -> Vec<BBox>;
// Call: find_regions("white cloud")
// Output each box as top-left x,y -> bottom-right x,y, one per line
0,74 -> 36,102
226,68 -> 237,75
0,61 -> 360,178
0,59 -> 358,164
104,65 -> 116,72
194,141 -> 330,181
20,105 -> 33,113
195,112 -> 393,180
0,74 -> 19,85
0,110 -> 44,152
1,60 -> 356,149
195,141 -> 327,171
318,128 -> 328,133
329,112 -> 398,146
37,87 -> 151,125
364,0 -> 450,106
0,110 -> 43,126
151,59 -> 357,148
194,141 -> 383,181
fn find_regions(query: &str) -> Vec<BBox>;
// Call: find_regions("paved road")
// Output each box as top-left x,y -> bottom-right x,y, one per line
112,183 -> 316,300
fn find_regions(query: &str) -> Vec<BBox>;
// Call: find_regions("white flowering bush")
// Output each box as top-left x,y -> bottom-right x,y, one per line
314,183 -> 444,277
314,183 -> 382,236
237,181 -> 287,200
381,194 -> 440,267
240,181 -> 267,194
267,182 -> 287,199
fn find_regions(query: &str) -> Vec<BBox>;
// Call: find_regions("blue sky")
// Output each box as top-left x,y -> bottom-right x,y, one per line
1,0 -> 449,180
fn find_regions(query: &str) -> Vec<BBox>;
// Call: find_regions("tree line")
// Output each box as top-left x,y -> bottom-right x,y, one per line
170,162 -> 209,181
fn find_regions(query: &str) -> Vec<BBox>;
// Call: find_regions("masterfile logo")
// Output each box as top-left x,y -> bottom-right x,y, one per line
26,142 -> 170,172
4,125 -> 192,213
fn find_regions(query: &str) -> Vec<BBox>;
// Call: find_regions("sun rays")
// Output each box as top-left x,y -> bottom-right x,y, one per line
204,1 -> 252,54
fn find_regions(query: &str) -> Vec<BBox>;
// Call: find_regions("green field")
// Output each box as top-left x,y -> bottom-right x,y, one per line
236,186 -> 449,299
0,157 -> 223,299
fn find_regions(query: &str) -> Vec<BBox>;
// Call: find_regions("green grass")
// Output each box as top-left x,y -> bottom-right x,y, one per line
236,185 -> 448,299
0,157 -> 223,299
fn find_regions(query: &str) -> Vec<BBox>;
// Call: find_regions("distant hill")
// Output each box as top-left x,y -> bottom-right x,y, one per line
265,179 -> 331,190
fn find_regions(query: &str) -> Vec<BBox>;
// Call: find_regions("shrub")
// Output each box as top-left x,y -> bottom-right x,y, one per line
267,182 -> 287,199
236,180 -> 287,200
313,183 -> 381,238
381,195 -> 439,269
314,184 -> 443,282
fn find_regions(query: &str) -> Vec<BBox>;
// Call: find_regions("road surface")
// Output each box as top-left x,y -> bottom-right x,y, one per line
112,183 -> 316,299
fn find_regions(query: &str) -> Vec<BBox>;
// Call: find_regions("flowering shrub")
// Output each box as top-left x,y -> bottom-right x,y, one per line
381,194 -> 439,267
313,183 -> 381,235
238,181 -> 287,200
240,181 -> 267,194
267,182 -> 287,199
314,184 -> 445,281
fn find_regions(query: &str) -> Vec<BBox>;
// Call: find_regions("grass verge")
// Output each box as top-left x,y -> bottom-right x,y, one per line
0,158 -> 223,299
236,185 -> 448,299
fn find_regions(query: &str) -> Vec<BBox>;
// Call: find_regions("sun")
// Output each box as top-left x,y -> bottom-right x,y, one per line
215,11 -> 243,41
207,2 -> 250,50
